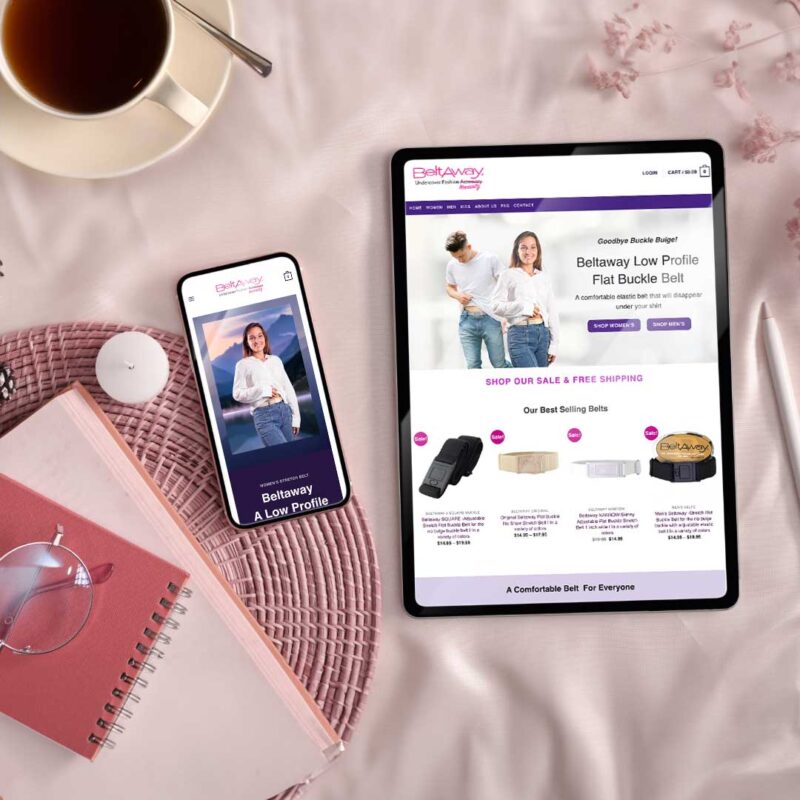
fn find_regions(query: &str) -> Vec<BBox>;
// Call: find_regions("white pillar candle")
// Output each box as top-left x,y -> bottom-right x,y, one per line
95,332 -> 169,404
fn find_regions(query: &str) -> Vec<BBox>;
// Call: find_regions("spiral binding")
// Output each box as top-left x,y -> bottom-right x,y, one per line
89,580 -> 190,752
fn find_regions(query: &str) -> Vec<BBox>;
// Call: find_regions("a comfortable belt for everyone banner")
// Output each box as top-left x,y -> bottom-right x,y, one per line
649,432 -> 717,482
498,451 -> 559,474
572,459 -> 641,478
419,435 -> 483,498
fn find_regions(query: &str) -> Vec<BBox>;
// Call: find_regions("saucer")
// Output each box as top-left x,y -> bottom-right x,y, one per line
0,0 -> 233,179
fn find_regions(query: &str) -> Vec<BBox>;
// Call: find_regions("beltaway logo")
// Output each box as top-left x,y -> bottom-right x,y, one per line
411,164 -> 484,190
215,276 -> 264,296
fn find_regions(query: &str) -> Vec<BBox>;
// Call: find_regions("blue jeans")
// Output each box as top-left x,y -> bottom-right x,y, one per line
253,402 -> 294,446
458,311 -> 508,369
508,324 -> 550,368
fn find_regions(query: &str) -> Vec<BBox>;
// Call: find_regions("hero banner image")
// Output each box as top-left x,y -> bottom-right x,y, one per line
179,255 -> 349,528
395,143 -> 737,614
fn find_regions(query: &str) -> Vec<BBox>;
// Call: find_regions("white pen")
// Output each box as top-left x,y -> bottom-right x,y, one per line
763,302 -> 800,502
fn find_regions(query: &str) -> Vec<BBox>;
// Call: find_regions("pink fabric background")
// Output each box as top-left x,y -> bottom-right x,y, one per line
1,1 -> 799,797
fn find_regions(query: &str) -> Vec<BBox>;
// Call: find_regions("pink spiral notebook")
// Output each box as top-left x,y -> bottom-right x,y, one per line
0,385 -> 341,800
0,474 -> 190,760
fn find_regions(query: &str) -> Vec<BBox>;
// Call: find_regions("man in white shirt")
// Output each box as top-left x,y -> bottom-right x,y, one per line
445,231 -> 508,369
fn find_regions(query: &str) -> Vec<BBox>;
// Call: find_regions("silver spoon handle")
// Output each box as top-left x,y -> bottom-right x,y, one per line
173,1 -> 273,77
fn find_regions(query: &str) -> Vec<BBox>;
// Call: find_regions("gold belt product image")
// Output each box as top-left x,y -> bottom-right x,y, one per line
571,460 -> 641,478
650,432 -> 717,482
498,451 -> 559,474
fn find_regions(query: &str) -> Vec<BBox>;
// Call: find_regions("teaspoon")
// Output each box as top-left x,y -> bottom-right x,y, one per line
172,1 -> 273,77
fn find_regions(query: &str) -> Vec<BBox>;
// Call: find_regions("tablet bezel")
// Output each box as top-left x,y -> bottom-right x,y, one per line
391,139 -> 738,617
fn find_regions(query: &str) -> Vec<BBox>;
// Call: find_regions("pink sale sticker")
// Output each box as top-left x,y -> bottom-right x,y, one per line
644,426 -> 659,441
567,427 -> 582,443
413,432 -> 428,446
490,430 -> 505,444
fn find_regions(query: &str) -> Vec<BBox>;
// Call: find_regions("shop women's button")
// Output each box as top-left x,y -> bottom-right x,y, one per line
587,319 -> 641,332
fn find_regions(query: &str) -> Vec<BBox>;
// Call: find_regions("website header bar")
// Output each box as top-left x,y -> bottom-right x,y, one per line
404,151 -> 712,201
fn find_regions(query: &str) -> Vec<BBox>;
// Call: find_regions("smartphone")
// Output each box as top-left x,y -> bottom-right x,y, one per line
177,253 -> 350,528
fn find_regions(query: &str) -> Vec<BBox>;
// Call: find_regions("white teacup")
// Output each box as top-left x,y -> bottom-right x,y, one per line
0,0 -> 207,126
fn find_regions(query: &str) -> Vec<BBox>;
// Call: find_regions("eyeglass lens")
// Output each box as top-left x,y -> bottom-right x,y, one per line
0,542 -> 92,654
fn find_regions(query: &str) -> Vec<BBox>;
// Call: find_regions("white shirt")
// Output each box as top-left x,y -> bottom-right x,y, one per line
232,355 -> 300,427
490,268 -> 560,355
445,251 -> 505,319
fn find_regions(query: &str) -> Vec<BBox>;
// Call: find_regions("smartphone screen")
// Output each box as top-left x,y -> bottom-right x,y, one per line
178,253 -> 350,527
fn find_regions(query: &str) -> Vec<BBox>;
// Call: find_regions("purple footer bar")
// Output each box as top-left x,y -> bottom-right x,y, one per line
416,570 -> 727,606
405,194 -> 712,215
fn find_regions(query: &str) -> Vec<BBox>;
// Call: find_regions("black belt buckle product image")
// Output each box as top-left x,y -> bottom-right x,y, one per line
649,458 -> 717,483
419,435 -> 483,498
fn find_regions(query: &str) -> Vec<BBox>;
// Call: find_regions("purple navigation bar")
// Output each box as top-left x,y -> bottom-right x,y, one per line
405,194 -> 713,216
416,570 -> 727,606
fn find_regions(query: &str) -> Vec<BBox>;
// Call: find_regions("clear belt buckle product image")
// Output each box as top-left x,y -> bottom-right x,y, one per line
571,459 -> 641,478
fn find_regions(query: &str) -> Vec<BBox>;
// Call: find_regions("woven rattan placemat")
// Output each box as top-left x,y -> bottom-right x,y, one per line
0,322 -> 381,799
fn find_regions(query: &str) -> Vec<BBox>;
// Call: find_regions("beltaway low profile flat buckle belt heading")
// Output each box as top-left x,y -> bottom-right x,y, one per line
572,460 -> 641,478
419,436 -> 483,498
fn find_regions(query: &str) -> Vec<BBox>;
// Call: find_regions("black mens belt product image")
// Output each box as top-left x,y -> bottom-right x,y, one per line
649,432 -> 717,483
419,436 -> 483,498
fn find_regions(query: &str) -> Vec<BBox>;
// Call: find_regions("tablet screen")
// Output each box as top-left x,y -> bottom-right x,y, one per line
393,142 -> 737,614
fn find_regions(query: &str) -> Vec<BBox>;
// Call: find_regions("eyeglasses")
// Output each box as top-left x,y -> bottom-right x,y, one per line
0,525 -> 111,655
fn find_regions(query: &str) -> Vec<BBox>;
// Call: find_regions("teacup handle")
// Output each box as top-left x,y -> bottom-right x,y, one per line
148,73 -> 208,127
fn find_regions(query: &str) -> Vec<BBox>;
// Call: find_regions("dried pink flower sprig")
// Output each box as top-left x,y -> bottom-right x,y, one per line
590,4 -> 800,104
587,7 -> 702,100
586,5 -> 683,98
604,14 -> 678,61
741,114 -> 800,163
773,50 -> 800,82
587,58 -> 639,99
785,199 -> 800,261
723,20 -> 752,51
713,61 -> 750,101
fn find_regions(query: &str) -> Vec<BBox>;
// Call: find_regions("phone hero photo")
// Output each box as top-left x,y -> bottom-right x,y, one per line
178,253 -> 350,528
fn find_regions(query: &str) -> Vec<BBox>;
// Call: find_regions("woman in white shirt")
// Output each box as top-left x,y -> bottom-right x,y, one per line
232,322 -> 301,447
490,230 -> 560,368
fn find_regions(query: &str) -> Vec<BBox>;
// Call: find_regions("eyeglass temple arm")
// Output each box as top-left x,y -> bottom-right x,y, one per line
31,563 -> 113,598
0,529 -> 60,648
0,562 -> 113,647
0,562 -> 113,614
0,523 -> 112,647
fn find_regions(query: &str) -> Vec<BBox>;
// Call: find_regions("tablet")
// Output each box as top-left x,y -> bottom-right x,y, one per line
391,140 -> 738,616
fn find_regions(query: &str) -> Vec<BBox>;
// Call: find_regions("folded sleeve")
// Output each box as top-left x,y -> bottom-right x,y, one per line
491,254 -> 505,279
275,358 -> 301,428
490,271 -> 536,319
232,360 -> 264,405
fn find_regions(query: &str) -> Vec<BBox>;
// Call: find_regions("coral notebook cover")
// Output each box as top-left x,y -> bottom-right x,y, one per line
0,474 -> 189,760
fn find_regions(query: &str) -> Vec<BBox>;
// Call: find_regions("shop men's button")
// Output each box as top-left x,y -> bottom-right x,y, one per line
587,319 -> 641,332
647,317 -> 691,331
